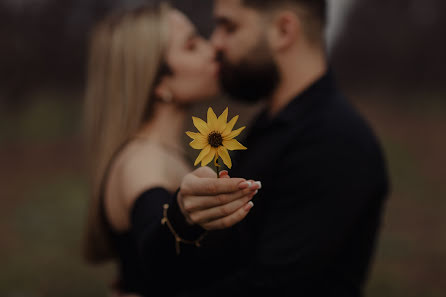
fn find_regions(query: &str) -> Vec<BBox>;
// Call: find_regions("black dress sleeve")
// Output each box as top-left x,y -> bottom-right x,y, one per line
129,187 -> 206,296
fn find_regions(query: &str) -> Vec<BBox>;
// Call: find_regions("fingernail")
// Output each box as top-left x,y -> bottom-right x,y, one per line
254,190 -> 258,195
245,201 -> 254,211
240,181 -> 252,189
254,181 -> 262,189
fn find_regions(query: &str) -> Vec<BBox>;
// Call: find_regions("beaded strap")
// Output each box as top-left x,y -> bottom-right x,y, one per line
161,204 -> 207,255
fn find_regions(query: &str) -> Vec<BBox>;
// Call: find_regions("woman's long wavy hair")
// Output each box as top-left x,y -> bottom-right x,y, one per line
82,2 -> 170,264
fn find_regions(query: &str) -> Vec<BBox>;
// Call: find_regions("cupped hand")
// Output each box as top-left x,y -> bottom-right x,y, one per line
178,167 -> 261,230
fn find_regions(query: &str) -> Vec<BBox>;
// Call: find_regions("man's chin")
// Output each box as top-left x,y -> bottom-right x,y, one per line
222,90 -> 266,104
218,79 -> 270,104
218,65 -> 279,104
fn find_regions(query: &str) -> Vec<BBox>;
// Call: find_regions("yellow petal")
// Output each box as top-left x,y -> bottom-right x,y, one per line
215,107 -> 228,133
217,146 -> 232,169
194,145 -> 211,166
201,147 -> 216,167
186,131 -> 206,142
222,115 -> 239,137
190,138 -> 207,149
207,107 -> 218,131
223,126 -> 246,140
192,117 -> 210,135
223,139 -> 247,151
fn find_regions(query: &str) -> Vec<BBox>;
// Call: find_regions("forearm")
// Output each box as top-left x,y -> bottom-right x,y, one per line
130,188 -> 206,261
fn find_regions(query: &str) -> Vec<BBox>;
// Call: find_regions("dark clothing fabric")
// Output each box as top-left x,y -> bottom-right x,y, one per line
108,188 -> 171,295
110,71 -> 390,297
108,188 -> 238,297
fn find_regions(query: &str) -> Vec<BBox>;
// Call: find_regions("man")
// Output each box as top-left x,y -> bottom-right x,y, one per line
121,0 -> 390,296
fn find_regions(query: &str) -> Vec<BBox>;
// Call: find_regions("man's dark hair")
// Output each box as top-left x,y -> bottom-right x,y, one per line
242,0 -> 327,44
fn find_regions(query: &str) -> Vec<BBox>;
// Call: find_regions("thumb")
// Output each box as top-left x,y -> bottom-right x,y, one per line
193,166 -> 218,178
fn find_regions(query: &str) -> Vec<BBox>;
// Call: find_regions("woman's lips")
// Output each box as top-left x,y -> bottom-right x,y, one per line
213,63 -> 220,77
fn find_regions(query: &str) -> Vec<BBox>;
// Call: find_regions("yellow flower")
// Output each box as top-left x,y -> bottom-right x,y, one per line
186,107 -> 247,169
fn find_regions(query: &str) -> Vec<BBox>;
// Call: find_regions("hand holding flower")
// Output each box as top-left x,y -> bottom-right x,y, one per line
177,108 -> 259,230
178,166 -> 259,230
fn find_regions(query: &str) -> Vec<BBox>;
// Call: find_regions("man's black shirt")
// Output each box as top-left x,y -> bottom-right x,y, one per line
225,71 -> 390,296
207,71 -> 387,296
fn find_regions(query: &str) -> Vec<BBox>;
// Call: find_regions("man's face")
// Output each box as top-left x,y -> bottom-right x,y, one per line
211,0 -> 280,103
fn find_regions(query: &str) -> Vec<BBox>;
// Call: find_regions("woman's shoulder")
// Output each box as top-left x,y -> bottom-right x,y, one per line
104,139 -> 181,231
110,140 -> 176,203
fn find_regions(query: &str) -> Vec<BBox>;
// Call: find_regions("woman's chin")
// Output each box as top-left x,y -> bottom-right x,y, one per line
196,92 -> 221,102
199,85 -> 222,101
182,84 -> 222,104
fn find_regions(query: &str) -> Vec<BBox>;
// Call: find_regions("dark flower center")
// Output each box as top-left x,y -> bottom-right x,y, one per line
208,132 -> 223,148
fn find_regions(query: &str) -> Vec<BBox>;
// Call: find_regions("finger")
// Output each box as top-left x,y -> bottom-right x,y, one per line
182,184 -> 259,212
247,180 -> 263,188
181,175 -> 247,196
193,166 -> 220,178
202,201 -> 254,230
189,192 -> 256,224
239,180 -> 262,189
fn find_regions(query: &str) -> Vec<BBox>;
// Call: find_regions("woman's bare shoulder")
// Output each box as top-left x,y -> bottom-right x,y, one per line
104,140 -> 178,231
111,141 -> 174,205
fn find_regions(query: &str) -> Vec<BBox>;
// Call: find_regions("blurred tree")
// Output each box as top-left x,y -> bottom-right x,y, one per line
330,0 -> 446,95
0,0 -> 445,107
0,0 -> 212,107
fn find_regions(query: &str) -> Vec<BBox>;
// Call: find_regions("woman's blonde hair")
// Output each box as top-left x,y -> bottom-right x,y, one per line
83,2 -> 170,264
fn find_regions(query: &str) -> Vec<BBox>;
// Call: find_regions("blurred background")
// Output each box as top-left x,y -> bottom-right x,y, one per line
1,0 -> 445,296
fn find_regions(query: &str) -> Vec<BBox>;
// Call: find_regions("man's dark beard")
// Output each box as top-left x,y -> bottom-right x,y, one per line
217,40 -> 280,104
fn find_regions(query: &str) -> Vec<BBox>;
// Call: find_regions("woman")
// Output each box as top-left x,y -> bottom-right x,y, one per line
83,3 -> 258,296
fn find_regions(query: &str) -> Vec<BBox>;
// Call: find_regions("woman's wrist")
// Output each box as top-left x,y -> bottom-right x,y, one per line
165,189 -> 207,241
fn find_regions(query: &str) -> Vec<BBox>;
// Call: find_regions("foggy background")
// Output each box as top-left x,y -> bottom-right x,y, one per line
1,0 -> 445,296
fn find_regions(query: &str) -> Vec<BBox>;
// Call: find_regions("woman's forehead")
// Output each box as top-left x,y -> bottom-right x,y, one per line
168,10 -> 195,33
167,10 -> 195,43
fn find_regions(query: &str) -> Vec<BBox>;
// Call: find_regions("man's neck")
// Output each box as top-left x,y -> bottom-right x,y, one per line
268,49 -> 327,117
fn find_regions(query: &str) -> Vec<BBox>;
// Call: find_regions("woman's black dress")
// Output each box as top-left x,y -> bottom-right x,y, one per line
102,187 -> 240,297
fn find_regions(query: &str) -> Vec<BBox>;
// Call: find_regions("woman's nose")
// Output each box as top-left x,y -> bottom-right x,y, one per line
209,46 -> 217,61
204,41 -> 217,61
210,29 -> 224,52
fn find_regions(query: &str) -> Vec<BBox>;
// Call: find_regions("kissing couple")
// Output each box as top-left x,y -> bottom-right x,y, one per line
83,1 -> 389,296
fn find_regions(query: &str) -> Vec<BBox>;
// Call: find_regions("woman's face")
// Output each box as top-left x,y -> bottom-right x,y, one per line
160,10 -> 220,103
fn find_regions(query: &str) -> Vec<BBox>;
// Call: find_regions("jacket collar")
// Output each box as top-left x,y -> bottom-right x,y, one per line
273,69 -> 336,125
